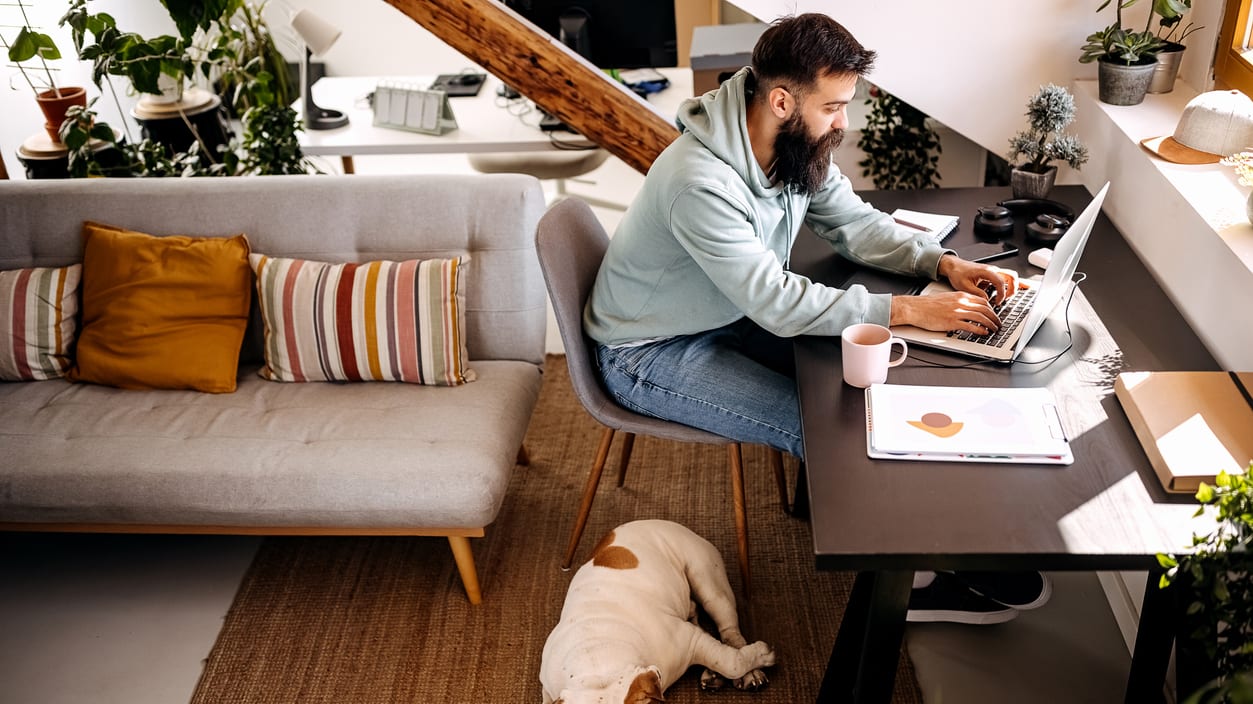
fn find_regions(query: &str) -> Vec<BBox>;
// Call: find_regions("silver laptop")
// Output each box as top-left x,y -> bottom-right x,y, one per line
890,182 -> 1109,363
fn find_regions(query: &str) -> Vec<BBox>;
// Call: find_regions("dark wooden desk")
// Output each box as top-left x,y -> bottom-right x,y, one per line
791,186 -> 1219,703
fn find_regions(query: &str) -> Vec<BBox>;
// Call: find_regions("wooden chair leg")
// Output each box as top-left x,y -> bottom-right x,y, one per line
562,426 -> 616,569
728,443 -> 751,599
769,448 -> 789,514
447,535 -> 482,605
516,444 -> 530,466
615,432 -> 636,487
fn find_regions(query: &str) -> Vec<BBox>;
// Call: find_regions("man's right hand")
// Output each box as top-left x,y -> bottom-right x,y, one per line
889,290 -> 1001,336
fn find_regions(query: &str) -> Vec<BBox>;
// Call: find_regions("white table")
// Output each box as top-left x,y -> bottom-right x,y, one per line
295,69 -> 693,172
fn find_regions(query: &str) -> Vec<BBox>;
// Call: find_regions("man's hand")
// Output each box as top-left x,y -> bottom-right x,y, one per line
888,254 -> 1021,334
889,290 -> 1002,335
937,253 -> 1019,305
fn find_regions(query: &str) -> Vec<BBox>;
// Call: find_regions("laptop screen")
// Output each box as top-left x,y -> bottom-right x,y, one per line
1010,182 -> 1110,359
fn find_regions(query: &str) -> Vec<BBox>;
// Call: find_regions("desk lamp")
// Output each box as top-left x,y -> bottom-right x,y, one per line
291,9 -> 348,130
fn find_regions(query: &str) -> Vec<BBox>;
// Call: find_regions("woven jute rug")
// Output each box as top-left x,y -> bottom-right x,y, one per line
191,355 -> 923,703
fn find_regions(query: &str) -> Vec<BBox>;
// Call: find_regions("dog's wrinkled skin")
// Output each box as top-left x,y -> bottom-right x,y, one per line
540,520 -> 776,703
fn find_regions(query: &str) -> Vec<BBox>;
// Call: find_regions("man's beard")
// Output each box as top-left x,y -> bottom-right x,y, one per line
772,111 -> 842,196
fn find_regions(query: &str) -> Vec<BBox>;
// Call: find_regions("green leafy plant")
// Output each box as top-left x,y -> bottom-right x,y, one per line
857,88 -> 941,190
2,0 -> 65,95
1155,0 -> 1203,47
61,0 -> 192,97
1078,0 -> 1167,66
1158,461 -> 1253,703
1007,84 -> 1089,175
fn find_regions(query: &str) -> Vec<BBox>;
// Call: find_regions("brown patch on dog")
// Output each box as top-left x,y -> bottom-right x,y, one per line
593,545 -> 639,569
625,669 -> 664,703
586,530 -> 639,569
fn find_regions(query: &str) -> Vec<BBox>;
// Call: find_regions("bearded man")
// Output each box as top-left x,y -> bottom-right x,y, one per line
584,13 -> 1044,624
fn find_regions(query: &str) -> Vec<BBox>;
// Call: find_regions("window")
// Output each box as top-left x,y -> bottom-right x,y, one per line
1216,0 -> 1253,94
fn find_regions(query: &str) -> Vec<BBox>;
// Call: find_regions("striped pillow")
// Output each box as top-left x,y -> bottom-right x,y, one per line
249,254 -> 475,385
1,264 -> 82,381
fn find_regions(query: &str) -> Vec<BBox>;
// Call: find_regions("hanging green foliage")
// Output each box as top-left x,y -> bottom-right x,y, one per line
856,89 -> 941,190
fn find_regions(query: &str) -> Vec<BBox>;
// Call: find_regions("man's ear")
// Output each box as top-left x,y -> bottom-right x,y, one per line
767,85 -> 793,119
625,667 -> 665,703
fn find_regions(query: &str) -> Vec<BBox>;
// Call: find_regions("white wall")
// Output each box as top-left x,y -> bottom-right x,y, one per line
727,0 -> 1224,185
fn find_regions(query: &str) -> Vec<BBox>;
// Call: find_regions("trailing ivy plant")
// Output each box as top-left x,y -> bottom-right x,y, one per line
857,88 -> 941,190
1158,461 -> 1253,703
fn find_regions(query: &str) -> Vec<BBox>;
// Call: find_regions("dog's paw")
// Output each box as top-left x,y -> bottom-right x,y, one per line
699,668 -> 726,690
741,640 -> 777,669
734,668 -> 769,691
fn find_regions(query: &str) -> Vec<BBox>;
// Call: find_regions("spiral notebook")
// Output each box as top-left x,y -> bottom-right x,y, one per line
891,208 -> 959,243
865,384 -> 1073,465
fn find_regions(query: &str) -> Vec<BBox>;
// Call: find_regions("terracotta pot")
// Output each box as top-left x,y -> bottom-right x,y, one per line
35,87 -> 88,144
1010,165 -> 1057,200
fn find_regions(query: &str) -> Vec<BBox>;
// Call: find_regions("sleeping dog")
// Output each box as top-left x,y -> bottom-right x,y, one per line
540,519 -> 776,703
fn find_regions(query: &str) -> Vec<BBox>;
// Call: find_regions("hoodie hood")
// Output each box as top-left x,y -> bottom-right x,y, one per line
675,68 -> 781,199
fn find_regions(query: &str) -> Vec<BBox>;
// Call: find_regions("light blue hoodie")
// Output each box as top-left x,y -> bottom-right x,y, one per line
584,68 -> 950,346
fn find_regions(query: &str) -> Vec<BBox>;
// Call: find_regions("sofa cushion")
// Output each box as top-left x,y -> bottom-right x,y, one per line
0,360 -> 543,528
0,264 -> 81,381
68,223 -> 252,394
250,254 -> 474,386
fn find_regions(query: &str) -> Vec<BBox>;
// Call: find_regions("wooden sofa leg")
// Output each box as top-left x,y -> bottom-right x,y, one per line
448,536 -> 483,605
516,444 -> 531,466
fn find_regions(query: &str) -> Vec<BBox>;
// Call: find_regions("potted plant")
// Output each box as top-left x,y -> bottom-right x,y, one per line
1157,461 -> 1253,703
857,86 -> 942,190
2,0 -> 87,143
1148,0 -> 1204,94
1005,84 -> 1089,199
1078,0 -> 1166,105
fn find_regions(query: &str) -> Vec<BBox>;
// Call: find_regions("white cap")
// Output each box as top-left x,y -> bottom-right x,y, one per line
1140,90 -> 1253,164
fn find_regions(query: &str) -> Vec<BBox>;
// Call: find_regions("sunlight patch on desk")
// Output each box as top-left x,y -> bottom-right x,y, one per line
1055,472 -> 1185,554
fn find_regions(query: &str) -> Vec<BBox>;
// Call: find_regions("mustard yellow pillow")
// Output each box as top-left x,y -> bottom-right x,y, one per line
68,222 -> 252,393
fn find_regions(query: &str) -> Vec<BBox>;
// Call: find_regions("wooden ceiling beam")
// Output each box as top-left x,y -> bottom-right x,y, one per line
380,0 -> 679,174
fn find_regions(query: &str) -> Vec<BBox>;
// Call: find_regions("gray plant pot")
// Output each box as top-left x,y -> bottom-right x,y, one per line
1098,57 -> 1157,106
1148,43 -> 1185,94
1010,166 -> 1057,200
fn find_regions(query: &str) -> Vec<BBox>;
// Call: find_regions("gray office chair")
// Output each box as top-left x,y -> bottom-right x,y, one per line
468,149 -> 626,211
535,196 -> 791,597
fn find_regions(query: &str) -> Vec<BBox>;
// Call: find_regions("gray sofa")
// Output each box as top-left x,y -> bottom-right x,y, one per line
0,173 -> 548,604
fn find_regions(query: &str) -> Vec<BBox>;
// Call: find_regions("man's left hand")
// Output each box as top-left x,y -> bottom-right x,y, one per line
937,253 -> 1019,305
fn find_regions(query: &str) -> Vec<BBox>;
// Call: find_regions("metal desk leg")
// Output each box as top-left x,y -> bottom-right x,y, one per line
1126,569 -> 1173,704
819,569 -> 912,704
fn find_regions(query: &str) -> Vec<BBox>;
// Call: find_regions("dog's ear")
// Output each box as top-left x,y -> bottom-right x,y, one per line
624,667 -> 665,703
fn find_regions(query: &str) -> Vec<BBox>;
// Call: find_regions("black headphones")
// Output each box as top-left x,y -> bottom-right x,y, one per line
996,197 -> 1076,222
973,205 -> 1013,238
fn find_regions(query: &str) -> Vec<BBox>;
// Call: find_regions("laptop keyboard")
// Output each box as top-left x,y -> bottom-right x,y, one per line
948,287 -> 1037,348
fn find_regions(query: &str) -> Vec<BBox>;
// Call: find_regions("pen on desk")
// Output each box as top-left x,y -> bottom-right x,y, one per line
893,217 -> 931,233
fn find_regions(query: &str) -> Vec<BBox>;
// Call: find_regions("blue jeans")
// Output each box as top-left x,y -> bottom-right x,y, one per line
594,318 -> 804,459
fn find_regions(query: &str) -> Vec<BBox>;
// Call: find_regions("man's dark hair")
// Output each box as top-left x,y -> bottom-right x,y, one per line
750,14 -> 876,98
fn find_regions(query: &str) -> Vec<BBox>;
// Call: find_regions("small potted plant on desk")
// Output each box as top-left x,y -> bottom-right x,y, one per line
1006,84 -> 1089,199
2,0 -> 87,144
1157,461 -> 1253,704
1079,0 -> 1165,106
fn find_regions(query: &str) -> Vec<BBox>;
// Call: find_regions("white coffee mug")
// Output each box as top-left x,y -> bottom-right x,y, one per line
841,323 -> 908,388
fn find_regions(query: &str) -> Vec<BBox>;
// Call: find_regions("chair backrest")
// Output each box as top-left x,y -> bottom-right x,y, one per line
535,197 -> 622,423
536,197 -> 735,445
